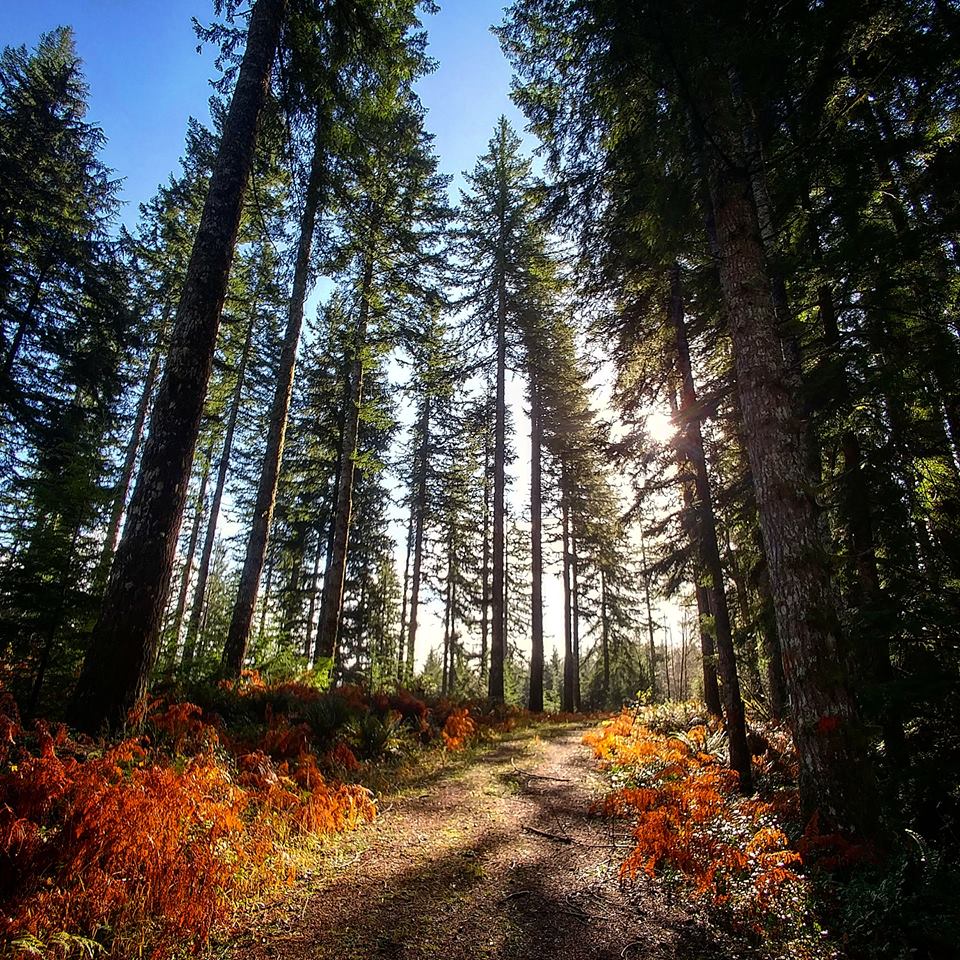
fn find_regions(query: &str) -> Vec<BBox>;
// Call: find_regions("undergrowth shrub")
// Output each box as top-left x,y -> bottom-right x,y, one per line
0,692 -> 374,959
347,711 -> 406,760
586,707 -> 823,953
823,841 -> 960,958
1,673 -> 573,959
441,707 -> 477,750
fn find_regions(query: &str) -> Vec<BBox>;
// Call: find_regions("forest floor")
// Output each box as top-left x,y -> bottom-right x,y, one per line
221,723 -> 747,960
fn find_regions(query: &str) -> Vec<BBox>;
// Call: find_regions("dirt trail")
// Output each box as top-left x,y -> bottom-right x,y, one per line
227,725 -> 737,960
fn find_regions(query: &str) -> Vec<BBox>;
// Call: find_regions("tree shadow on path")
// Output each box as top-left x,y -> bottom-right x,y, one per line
228,726 -> 748,960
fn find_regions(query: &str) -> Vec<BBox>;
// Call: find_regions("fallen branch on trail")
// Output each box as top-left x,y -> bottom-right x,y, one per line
511,760 -> 572,782
521,825 -> 574,843
499,889 -> 534,903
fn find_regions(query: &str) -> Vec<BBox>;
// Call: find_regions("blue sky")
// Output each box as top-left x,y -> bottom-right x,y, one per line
0,0 -> 535,229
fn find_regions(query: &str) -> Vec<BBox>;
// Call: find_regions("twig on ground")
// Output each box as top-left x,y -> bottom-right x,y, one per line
499,889 -> 534,903
621,941 -> 643,958
511,760 -> 572,782
521,825 -> 575,844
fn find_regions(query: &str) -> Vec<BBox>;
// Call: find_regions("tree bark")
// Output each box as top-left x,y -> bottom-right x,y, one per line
480,395 -> 492,681
257,550 -> 275,649
70,0 -> 286,731
638,524 -> 658,699
528,384 -> 544,712
561,459 -> 575,712
405,396 -> 430,681
1,261 -> 50,386
724,524 -> 787,720
182,307 -> 255,668
600,568 -> 610,706
668,381 -> 723,718
669,264 -> 751,789
694,583 -> 723,717
397,505 -> 413,683
571,527 -> 582,713
488,273 -> 507,702
441,527 -> 454,696
314,251 -> 374,663
169,450 -> 211,659
303,535 -> 323,658
94,304 -> 170,595
222,118 -> 325,675
706,149 -> 876,833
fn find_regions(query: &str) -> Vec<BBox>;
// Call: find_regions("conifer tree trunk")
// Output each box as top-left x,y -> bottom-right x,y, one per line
223,121 -> 324,675
600,568 -> 610,705
441,529 -> 454,696
480,403 -> 492,680
759,586 -> 787,718
488,280 -> 507,702
405,397 -> 430,677
169,451 -> 211,657
663,619 -> 671,700
561,460 -> 575,712
258,550 -> 275,648
397,511 -> 413,682
669,264 -> 751,789
303,535 -> 323,658
314,253 -> 374,663
503,523 -> 510,644
668,382 -> 723,718
695,584 -> 723,717
182,308 -> 255,668
449,564 -> 458,694
94,305 -> 170,594
639,525 -> 658,699
528,385 -> 544,711
571,527 -> 582,713
1,263 -> 50,383
280,539 -> 305,642
70,0 -> 285,731
706,147 -> 876,832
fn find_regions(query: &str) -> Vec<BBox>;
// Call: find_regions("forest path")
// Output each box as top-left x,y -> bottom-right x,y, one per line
225,725 -> 737,960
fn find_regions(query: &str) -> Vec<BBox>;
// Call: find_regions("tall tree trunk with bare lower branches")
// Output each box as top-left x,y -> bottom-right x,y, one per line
695,584 -> 723,717
94,305 -> 171,595
222,120 -> 325,676
405,396 -> 430,680
182,308 -> 255,669
600,568 -> 610,704
314,252 -> 374,664
571,527 -> 582,713
561,459 -> 575,712
168,452 -> 211,661
70,0 -> 285,732
706,144 -> 876,834
397,513 -> 413,683
668,380 -> 723,719
638,524 -> 658,700
480,391 -> 492,681
528,384 -> 544,712
488,274 -> 507,702
669,264 -> 752,790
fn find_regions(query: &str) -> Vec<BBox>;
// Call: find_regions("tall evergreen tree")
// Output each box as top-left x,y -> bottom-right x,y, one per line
71,0 -> 286,731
